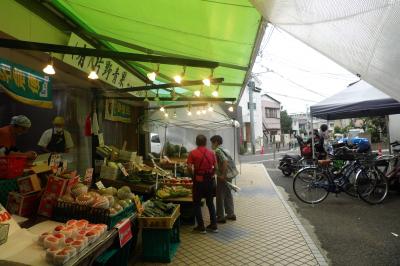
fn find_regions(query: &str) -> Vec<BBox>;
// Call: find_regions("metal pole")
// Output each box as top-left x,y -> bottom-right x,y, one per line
248,81 -> 256,154
311,116 -> 315,160
386,115 -> 392,154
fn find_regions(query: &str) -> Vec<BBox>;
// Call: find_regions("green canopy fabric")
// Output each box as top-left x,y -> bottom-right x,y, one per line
51,0 -> 262,99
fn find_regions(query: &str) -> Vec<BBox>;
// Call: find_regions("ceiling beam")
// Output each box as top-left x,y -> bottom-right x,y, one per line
104,78 -> 224,93
100,96 -> 236,102
0,38 -> 219,68
147,103 -> 208,110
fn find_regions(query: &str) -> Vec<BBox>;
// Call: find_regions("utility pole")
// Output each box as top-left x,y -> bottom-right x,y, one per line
248,81 -> 256,154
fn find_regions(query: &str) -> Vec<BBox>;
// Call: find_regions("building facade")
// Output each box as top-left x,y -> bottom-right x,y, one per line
261,94 -> 281,143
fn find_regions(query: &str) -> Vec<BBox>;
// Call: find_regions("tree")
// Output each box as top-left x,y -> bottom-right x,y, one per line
361,116 -> 387,142
280,110 -> 292,134
334,126 -> 343,134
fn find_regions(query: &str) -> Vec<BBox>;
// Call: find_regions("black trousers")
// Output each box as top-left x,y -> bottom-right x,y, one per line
193,178 -> 217,226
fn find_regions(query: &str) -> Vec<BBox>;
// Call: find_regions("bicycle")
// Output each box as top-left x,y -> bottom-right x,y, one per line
293,158 -> 365,204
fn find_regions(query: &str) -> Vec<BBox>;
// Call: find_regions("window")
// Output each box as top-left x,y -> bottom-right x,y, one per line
265,108 -> 278,118
151,134 -> 160,143
247,102 -> 256,110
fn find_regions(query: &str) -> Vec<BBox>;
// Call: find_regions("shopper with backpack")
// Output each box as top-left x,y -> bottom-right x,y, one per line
210,135 -> 238,223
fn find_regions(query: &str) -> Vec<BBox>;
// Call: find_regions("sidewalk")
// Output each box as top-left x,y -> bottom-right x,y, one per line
135,164 -> 327,265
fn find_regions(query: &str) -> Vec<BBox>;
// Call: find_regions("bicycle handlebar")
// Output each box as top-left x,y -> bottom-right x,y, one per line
390,141 -> 400,146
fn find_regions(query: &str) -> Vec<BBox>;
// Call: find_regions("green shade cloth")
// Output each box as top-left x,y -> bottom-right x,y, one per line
51,0 -> 261,99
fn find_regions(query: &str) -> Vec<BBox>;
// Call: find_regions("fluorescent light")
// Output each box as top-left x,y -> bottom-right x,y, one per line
187,110 -> 192,116
88,70 -> 99,80
212,90 -> 219,97
208,105 -> 214,112
228,106 -> 234,112
196,110 -> 201,115
202,109 -> 207,114
164,112 -> 169,118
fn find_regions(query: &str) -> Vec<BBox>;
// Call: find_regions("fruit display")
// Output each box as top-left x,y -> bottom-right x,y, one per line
156,186 -> 191,199
142,200 -> 177,217
58,183 -> 135,217
38,220 -> 107,265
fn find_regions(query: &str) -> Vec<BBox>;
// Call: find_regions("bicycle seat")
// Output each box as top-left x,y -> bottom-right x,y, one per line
318,159 -> 331,166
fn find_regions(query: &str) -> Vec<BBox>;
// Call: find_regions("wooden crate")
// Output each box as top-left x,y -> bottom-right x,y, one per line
138,205 -> 180,229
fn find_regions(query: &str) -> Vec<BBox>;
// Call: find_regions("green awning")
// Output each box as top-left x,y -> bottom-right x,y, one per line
51,0 -> 262,100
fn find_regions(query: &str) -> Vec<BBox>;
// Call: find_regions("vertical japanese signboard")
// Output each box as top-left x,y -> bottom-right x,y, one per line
0,58 -> 52,109
105,99 -> 131,123
62,33 -> 145,97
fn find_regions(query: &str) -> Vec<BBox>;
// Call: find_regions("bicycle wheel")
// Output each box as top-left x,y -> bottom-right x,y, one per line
293,167 -> 330,204
341,163 -> 360,198
355,168 -> 388,204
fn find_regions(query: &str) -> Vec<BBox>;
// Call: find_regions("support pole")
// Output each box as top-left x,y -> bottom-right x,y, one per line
248,81 -> 256,154
311,116 -> 315,160
386,115 -> 392,155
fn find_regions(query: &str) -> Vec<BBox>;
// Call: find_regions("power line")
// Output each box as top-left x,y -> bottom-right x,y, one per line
265,91 -> 318,102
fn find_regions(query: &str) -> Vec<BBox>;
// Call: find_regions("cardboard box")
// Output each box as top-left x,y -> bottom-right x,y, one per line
38,175 -> 79,217
17,174 -> 42,195
7,192 -> 40,217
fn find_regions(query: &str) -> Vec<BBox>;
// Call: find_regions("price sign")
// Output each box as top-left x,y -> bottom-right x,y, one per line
98,133 -> 105,147
115,218 -> 132,247
95,181 -> 106,190
117,163 -> 129,177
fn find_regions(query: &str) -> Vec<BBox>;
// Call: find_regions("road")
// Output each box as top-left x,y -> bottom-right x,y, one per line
240,153 -> 400,266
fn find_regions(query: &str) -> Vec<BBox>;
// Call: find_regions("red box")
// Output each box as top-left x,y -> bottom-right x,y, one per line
17,174 -> 42,195
7,192 -> 40,217
38,175 -> 79,217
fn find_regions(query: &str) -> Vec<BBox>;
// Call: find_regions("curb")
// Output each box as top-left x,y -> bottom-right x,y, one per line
262,165 -> 329,266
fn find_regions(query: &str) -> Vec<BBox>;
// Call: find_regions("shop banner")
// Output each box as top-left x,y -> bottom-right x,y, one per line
105,99 -> 131,123
63,33 -> 146,97
0,58 -> 52,109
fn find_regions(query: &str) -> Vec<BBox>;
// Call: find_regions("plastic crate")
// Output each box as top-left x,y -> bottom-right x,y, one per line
53,201 -> 135,229
138,205 -> 180,229
94,237 -> 133,266
0,156 -> 27,179
142,218 -> 180,263
0,178 -> 19,206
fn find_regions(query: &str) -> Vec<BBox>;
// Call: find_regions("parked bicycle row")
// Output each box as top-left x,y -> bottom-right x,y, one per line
277,133 -> 400,205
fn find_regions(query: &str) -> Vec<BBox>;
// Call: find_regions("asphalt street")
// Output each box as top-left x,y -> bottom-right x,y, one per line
240,153 -> 400,266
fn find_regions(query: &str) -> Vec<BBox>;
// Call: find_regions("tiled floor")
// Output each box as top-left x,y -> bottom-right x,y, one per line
135,164 -> 327,266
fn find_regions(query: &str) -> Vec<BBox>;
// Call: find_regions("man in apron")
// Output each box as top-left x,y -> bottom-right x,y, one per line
38,116 -> 74,153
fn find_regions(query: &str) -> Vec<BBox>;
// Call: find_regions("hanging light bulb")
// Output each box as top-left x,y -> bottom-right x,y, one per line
196,110 -> 201,115
202,108 -> 207,114
160,106 -> 165,112
212,85 -> 219,97
43,56 -> 55,75
194,89 -> 201,97
88,68 -> 99,80
187,110 -> 192,116
208,104 -> 214,112
202,69 -> 214,87
174,66 -> 186,84
147,64 -> 159,82
228,105 -> 234,112
164,112 -> 169,118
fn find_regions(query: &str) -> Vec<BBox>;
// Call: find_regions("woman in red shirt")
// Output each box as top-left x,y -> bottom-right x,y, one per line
187,135 -> 218,233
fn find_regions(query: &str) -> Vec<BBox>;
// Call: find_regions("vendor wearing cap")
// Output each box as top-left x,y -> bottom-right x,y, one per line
38,116 -> 74,153
0,115 -> 37,159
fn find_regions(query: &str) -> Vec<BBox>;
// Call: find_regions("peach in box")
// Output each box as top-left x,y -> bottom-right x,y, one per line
17,174 -> 41,194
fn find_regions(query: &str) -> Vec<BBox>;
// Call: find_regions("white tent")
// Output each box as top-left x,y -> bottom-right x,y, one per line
251,0 -> 400,102
310,80 -> 400,120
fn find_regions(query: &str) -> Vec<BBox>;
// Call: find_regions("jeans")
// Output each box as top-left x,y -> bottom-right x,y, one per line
193,179 -> 217,226
216,179 -> 235,219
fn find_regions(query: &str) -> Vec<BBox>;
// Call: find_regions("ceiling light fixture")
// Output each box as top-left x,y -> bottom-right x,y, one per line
43,56 -> 55,75
164,112 -> 169,118
174,66 -> 186,84
88,68 -> 99,80
196,110 -> 201,115
228,104 -> 234,112
202,69 -> 214,87
208,104 -> 214,112
212,85 -> 219,97
160,106 -> 165,112
147,64 -> 159,82
202,108 -> 207,114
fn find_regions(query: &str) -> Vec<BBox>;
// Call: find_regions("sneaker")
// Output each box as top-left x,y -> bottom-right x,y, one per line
225,215 -> 237,221
206,224 -> 218,233
193,225 -> 206,234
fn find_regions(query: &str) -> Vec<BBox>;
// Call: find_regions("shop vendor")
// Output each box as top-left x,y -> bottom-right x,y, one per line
0,115 -> 37,160
38,116 -> 74,153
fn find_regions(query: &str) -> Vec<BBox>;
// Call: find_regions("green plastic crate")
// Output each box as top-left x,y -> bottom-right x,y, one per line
142,218 -> 180,263
0,179 -> 18,207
